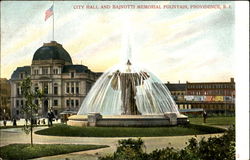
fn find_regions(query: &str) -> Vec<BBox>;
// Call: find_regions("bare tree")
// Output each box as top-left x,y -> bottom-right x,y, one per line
21,77 -> 43,147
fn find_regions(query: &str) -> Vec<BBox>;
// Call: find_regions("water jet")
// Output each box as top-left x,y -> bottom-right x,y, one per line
68,58 -> 188,127
68,26 -> 188,127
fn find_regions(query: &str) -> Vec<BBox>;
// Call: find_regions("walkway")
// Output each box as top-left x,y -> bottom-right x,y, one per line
0,126 -> 223,160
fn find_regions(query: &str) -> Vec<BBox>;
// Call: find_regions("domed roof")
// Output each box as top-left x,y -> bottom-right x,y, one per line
32,41 -> 72,64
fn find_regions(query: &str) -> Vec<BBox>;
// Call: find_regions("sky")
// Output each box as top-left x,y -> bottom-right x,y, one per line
1,1 -> 235,83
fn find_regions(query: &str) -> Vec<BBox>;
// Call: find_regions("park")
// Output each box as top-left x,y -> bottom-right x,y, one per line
0,112 -> 235,160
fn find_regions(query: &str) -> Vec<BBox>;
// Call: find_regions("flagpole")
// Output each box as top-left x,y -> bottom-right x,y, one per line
53,1 -> 54,41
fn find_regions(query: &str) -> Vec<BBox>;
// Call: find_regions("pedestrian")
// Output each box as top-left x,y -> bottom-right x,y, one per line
47,110 -> 55,127
37,119 -> 40,125
13,118 -> 17,126
42,119 -> 45,125
203,110 -> 208,123
3,120 -> 7,127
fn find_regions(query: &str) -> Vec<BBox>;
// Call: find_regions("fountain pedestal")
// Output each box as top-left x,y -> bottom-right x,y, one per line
67,113 -> 188,127
164,112 -> 177,125
88,113 -> 102,127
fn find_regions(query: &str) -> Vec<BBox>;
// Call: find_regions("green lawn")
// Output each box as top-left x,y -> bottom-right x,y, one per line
189,116 -> 235,126
35,124 -> 225,137
0,144 -> 108,160
0,124 -> 48,129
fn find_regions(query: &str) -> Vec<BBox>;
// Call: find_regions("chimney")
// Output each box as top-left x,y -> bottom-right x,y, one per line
230,78 -> 234,83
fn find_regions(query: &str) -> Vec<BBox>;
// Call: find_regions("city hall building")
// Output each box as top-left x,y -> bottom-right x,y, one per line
10,41 -> 101,119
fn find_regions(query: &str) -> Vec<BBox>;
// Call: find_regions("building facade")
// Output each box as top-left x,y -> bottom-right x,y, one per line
166,78 -> 235,114
10,41 -> 100,119
0,78 -> 11,120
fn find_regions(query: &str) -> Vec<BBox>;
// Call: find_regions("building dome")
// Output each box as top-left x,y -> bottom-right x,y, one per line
32,41 -> 72,64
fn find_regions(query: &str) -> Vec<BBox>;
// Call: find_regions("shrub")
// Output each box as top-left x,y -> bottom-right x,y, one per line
99,138 -> 147,160
99,126 -> 235,160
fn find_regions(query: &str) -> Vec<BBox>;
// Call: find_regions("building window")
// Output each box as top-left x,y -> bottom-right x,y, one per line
66,83 -> 70,94
53,100 -> 58,106
76,100 -> 79,106
76,82 -> 79,94
33,69 -> 39,75
34,83 -> 39,92
16,100 -> 19,107
54,86 -> 58,95
71,72 -> 75,78
20,73 -> 24,79
44,83 -> 48,94
20,100 -> 23,106
16,110 -> 19,115
66,100 -> 70,107
42,68 -> 48,74
71,100 -> 74,107
53,69 -> 58,74
70,82 -> 74,94
76,87 -> 79,94
17,87 -> 20,95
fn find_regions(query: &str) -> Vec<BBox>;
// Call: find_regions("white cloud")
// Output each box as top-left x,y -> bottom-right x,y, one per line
1,1 -> 234,82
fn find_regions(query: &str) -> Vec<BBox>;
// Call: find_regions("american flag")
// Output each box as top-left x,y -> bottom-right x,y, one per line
45,5 -> 53,21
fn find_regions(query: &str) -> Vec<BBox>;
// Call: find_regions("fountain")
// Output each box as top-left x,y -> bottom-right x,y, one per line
68,23 -> 188,127
68,58 -> 188,127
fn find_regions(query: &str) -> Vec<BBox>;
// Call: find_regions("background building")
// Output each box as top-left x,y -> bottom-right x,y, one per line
166,78 -> 235,114
10,41 -> 100,119
0,78 -> 11,120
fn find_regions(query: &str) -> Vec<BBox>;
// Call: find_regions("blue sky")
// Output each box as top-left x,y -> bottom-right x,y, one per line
1,1 -> 235,82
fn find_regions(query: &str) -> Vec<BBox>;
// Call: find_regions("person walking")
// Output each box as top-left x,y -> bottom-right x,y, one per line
13,118 -> 17,126
3,119 -> 7,127
42,119 -> 45,125
47,110 -> 55,127
203,110 -> 208,123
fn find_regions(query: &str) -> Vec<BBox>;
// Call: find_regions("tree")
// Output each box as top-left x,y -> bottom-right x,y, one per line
21,77 -> 43,147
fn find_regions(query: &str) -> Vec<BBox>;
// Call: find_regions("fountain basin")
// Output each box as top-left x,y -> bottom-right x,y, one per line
67,113 -> 189,127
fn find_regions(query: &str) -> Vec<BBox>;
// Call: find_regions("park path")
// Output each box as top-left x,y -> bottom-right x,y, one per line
0,126 -> 223,160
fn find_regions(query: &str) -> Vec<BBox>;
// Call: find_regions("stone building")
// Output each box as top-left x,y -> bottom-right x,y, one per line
0,78 -> 11,120
166,78 -> 235,114
10,41 -> 100,119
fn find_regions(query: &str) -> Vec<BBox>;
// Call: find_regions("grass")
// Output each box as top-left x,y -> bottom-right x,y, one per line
189,116 -> 235,126
35,124 -> 225,137
0,144 -> 108,160
0,124 -> 48,129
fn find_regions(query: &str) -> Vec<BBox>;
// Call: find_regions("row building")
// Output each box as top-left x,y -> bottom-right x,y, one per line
0,78 -> 11,120
166,78 -> 235,114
